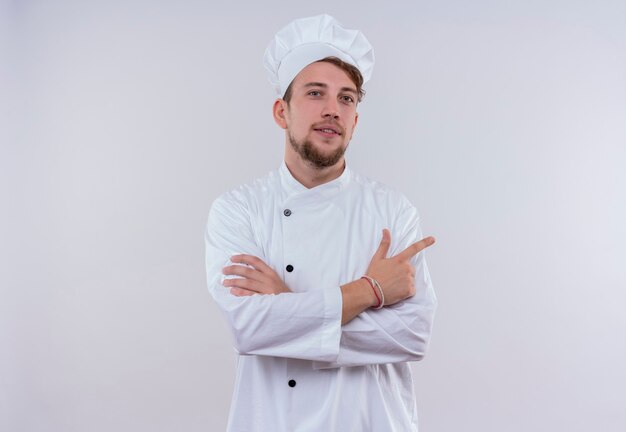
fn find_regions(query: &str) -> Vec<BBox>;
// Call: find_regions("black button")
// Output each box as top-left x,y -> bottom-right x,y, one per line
283,209 -> 292,217
286,265 -> 294,272
288,379 -> 296,387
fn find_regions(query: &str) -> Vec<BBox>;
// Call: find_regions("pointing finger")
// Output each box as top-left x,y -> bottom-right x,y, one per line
394,236 -> 436,262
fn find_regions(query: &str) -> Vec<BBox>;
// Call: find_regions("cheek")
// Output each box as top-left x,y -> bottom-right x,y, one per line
343,109 -> 357,123
346,117 -> 357,134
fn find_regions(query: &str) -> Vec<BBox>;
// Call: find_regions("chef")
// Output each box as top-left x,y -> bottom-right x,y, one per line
205,14 -> 438,432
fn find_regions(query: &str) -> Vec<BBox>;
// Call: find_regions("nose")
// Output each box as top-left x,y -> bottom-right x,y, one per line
321,98 -> 340,119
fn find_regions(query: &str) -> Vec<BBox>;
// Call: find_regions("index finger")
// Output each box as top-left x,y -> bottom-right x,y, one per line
393,236 -> 436,262
230,254 -> 272,273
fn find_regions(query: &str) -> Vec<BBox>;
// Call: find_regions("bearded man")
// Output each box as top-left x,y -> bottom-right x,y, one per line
205,14 -> 438,432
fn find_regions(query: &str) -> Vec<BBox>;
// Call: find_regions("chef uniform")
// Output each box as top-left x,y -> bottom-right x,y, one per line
204,14 -> 437,432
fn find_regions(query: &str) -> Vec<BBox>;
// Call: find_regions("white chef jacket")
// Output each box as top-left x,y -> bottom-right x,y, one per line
204,159 -> 437,432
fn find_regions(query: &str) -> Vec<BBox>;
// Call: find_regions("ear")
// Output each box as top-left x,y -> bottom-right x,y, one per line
349,111 -> 359,139
272,98 -> 288,129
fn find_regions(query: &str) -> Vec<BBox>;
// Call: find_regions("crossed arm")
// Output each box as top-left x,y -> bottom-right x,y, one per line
205,195 -> 438,366
223,228 -> 435,325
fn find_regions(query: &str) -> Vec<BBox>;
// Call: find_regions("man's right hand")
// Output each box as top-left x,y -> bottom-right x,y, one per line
365,229 -> 435,306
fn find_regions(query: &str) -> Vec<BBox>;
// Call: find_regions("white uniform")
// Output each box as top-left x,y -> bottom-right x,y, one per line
205,160 -> 437,431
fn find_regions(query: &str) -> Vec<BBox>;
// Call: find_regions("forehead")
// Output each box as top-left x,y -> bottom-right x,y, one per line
291,61 -> 356,91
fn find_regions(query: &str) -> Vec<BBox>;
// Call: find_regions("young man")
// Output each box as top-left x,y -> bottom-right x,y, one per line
205,14 -> 437,431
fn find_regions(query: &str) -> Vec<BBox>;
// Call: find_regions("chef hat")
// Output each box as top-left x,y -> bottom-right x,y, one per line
263,14 -> 375,97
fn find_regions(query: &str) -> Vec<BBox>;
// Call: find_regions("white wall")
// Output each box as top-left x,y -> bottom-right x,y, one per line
2,0 -> 625,431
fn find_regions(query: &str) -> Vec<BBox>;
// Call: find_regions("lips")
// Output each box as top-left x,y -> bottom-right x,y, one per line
313,125 -> 342,136
315,130 -> 339,138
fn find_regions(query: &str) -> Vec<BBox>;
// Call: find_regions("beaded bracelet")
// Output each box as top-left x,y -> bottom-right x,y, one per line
361,275 -> 385,309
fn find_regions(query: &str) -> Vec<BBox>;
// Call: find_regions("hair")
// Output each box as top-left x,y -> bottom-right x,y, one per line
282,56 -> 366,104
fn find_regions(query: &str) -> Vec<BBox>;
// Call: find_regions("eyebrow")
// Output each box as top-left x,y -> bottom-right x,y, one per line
303,82 -> 358,96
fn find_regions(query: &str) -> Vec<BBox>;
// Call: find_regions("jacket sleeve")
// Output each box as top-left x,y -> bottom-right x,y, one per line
205,193 -> 342,362
313,200 -> 438,369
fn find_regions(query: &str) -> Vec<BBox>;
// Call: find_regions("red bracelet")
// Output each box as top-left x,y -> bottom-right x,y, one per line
361,276 -> 381,308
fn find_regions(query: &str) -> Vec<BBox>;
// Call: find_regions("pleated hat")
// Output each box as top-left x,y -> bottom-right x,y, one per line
263,14 -> 375,97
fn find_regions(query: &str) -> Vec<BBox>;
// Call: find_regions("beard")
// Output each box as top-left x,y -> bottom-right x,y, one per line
288,130 -> 348,169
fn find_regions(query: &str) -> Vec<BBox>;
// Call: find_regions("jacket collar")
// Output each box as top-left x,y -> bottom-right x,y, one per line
279,159 -> 352,201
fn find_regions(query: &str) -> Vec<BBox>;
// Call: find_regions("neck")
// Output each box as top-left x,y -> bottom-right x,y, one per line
284,152 -> 346,189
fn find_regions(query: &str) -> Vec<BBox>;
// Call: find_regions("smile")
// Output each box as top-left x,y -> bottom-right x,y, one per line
314,129 -> 341,137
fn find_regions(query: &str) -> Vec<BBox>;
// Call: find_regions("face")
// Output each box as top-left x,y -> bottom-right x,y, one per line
274,61 -> 359,169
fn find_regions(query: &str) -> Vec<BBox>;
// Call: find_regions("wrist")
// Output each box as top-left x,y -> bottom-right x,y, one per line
340,279 -> 379,325
361,276 -> 384,309
363,278 -> 379,308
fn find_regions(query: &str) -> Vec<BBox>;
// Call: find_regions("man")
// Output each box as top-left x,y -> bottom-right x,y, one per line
205,14 -> 437,431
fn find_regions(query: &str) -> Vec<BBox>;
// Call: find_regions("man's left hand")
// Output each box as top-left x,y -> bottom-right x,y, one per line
223,254 -> 292,297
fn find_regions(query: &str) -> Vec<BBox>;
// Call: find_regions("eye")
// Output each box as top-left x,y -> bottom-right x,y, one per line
308,90 -> 322,96
341,95 -> 355,103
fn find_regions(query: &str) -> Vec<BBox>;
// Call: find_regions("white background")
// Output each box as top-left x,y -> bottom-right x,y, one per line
2,0 -> 625,431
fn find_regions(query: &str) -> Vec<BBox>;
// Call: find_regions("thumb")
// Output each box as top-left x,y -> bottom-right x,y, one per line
370,229 -> 391,262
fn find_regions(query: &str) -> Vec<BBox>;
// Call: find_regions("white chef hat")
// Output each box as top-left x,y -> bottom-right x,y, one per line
263,14 -> 375,98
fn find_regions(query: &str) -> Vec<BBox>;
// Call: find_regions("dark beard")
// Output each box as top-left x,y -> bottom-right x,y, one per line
288,130 -> 347,169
